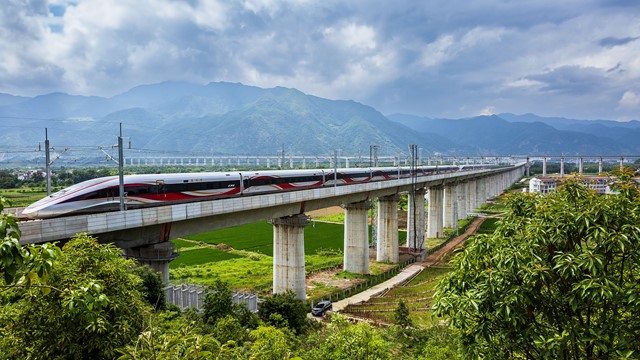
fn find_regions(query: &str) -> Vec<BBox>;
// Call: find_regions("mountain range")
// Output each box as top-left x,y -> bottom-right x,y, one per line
0,81 -> 638,167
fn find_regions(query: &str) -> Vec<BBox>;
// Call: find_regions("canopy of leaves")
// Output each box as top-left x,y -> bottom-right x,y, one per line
0,233 -> 149,359
258,290 -> 309,334
433,169 -> 640,359
305,313 -> 392,360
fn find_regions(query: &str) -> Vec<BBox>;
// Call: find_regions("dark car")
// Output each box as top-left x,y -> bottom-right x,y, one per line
311,300 -> 333,316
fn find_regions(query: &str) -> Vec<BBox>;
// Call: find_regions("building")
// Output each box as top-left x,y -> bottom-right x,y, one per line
529,176 -> 612,195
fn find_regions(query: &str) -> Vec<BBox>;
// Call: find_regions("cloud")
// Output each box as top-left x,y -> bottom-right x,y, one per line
0,0 -> 639,121
599,36 -> 640,48
618,91 -> 640,109
479,106 -> 496,116
525,66 -> 609,95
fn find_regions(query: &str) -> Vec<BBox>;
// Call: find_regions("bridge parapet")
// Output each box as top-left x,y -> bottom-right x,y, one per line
18,164 -> 525,246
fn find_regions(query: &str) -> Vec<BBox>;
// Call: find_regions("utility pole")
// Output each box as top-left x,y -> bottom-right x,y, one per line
45,128 -> 51,196
98,123 -> 127,211
41,128 -> 68,196
369,144 -> 379,167
333,149 -> 338,188
118,123 -> 125,212
408,144 -> 417,252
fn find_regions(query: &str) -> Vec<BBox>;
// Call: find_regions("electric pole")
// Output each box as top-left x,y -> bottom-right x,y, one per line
118,123 -> 125,212
45,128 -> 51,196
41,128 -> 68,196
98,123 -> 127,211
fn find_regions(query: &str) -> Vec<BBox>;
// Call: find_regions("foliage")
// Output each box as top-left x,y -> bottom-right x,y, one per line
394,300 -> 413,327
259,290 -> 309,334
383,324 -> 461,359
416,325 -> 462,360
248,325 -> 299,360
203,279 -> 235,325
305,313 -> 392,360
213,315 -> 247,345
433,169 -> 640,359
129,264 -> 166,310
235,302 -> 261,329
116,310 -> 225,359
0,233 -> 149,359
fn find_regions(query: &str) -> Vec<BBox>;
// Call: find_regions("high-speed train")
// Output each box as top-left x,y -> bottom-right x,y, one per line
23,165 -> 489,219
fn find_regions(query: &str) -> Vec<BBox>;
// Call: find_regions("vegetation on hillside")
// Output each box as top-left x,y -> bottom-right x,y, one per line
434,169 -> 640,359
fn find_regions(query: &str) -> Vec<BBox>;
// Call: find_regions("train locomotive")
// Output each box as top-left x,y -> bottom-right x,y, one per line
23,165 -> 480,219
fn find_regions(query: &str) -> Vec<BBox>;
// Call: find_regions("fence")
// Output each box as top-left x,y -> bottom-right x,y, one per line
164,283 -> 258,312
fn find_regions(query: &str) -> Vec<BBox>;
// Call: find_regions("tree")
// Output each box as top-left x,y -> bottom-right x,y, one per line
0,170 -> 17,189
394,300 -> 412,327
117,310 -> 224,360
248,325 -> 298,360
306,313 -> 392,360
0,233 -> 149,359
213,315 -> 246,345
203,279 -> 235,325
433,170 -> 640,359
130,264 -> 166,310
258,290 -> 309,334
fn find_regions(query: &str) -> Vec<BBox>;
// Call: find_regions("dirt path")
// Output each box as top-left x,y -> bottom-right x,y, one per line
330,215 -> 497,312
420,215 -> 495,266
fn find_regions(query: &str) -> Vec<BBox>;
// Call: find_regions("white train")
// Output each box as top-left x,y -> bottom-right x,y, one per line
23,165 -> 486,219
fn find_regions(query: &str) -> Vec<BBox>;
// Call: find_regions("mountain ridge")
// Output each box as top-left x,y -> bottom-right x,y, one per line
0,82 -> 638,167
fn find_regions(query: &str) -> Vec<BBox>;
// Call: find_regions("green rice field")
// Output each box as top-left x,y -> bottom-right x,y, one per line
178,221 -> 346,257
0,188 -> 49,207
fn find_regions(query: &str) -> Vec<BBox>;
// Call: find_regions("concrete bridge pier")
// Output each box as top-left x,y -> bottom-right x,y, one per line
467,179 -> 476,213
376,195 -> 399,263
560,158 -> 565,177
272,214 -> 309,301
427,185 -> 444,238
476,177 -> 486,210
599,158 -> 603,175
343,201 -> 371,274
443,184 -> 456,228
406,188 -> 426,250
579,158 -> 584,175
457,181 -> 467,220
123,242 -> 178,285
543,157 -> 547,176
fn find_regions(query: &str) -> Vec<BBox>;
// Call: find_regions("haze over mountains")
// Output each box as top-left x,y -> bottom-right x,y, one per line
1,81 -> 638,166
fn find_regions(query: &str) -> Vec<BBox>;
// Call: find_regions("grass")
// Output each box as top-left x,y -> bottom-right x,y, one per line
172,239 -> 201,249
477,218 -> 500,234
181,221 -> 346,257
171,252 -> 274,292
342,265 -> 454,327
314,213 -> 345,223
171,247 -> 244,267
0,188 -> 49,207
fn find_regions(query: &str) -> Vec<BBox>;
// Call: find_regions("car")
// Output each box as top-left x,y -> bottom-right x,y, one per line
311,300 -> 333,316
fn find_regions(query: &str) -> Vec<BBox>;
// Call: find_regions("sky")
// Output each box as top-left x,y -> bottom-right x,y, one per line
1,0 -> 639,121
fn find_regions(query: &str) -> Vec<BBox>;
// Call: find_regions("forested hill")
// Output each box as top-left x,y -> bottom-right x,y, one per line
388,113 -> 640,155
0,81 -> 638,166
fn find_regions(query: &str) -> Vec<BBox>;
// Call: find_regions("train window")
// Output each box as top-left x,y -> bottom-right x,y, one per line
125,186 -> 150,196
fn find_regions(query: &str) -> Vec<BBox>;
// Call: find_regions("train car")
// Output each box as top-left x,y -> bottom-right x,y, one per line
323,168 -> 373,186
23,164 -> 493,219
22,172 -> 243,219
242,169 -> 325,194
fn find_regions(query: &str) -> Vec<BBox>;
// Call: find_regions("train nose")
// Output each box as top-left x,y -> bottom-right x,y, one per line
21,206 -> 39,219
